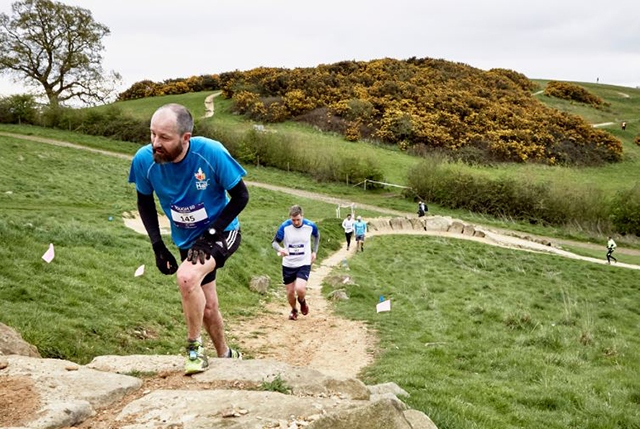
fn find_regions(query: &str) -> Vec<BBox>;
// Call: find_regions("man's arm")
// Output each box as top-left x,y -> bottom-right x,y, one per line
186,180 -> 250,264
137,191 -> 162,245
209,180 -> 249,232
137,191 -> 178,274
312,231 -> 320,253
271,224 -> 287,255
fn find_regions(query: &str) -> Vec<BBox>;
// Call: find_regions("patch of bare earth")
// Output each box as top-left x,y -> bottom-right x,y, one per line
228,245 -> 376,379
0,376 -> 41,427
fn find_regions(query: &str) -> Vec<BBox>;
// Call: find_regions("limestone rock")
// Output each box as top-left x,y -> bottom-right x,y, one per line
368,382 -> 409,397
87,354 -> 182,374
307,398 -> 413,429
366,218 -> 389,231
196,359 -> 370,400
425,216 -> 452,232
0,355 -> 438,429
328,289 -> 349,301
1,355 -> 142,428
389,218 -> 411,230
403,408 -> 439,429
462,224 -> 476,236
409,217 -> 427,231
249,275 -> 271,294
0,323 -> 41,358
448,221 -> 465,235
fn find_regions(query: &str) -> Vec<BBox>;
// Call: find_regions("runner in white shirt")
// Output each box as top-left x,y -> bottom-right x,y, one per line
606,236 -> 617,264
342,213 -> 355,251
272,205 -> 320,320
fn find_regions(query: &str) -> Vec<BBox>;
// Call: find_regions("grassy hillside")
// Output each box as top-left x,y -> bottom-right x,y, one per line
213,60 -> 622,165
6,77 -> 640,240
98,81 -> 640,192
105,84 -> 640,238
1,129 -> 639,428
329,234 -> 640,429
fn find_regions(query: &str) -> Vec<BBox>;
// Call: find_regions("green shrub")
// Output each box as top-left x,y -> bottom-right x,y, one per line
197,122 -> 384,187
610,185 -> 640,236
218,58 -> 621,166
41,106 -> 150,144
407,159 -> 620,231
0,94 -> 38,125
544,81 -> 606,107
39,105 -> 75,129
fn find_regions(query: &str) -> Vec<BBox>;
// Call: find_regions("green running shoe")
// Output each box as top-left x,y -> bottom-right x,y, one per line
184,340 -> 209,375
227,348 -> 243,359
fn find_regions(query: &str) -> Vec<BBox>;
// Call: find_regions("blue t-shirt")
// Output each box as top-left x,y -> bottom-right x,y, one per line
128,136 -> 246,249
354,220 -> 367,236
274,219 -> 319,268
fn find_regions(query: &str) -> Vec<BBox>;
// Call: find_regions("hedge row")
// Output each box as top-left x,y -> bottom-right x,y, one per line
196,121 -> 384,185
0,98 -> 383,189
407,158 -> 640,235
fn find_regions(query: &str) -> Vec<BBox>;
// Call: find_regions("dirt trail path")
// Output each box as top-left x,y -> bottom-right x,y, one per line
3,131 -> 640,381
230,244 -> 376,379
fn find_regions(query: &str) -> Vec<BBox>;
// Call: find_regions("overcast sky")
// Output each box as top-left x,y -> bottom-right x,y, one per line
1,0 -> 639,98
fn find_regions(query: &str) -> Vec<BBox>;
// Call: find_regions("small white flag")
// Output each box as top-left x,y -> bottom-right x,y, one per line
42,243 -> 55,263
376,299 -> 391,313
134,265 -> 145,277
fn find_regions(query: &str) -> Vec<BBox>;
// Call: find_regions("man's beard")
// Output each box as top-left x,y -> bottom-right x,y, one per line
153,145 -> 183,164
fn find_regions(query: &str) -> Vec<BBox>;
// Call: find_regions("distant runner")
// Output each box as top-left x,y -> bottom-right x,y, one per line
272,205 -> 320,320
354,215 -> 367,252
606,236 -> 617,264
342,213 -> 355,251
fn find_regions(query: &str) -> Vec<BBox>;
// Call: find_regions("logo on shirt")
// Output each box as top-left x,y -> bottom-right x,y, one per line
194,168 -> 209,190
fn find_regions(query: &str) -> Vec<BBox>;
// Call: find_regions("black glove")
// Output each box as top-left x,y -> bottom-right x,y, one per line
152,241 -> 178,275
187,229 -> 223,265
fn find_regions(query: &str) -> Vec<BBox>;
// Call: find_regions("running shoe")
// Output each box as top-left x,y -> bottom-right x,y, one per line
227,348 -> 243,359
299,299 -> 309,316
184,340 -> 209,375
289,308 -> 299,320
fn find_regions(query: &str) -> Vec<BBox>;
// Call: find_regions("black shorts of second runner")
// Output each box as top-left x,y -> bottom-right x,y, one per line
356,234 -> 365,242
179,229 -> 241,285
282,264 -> 311,285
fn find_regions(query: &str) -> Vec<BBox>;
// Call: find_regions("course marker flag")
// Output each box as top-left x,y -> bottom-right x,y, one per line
376,299 -> 391,313
42,243 -> 55,263
134,265 -> 145,277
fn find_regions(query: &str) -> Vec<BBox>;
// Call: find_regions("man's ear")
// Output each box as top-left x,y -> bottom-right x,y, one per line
181,132 -> 192,146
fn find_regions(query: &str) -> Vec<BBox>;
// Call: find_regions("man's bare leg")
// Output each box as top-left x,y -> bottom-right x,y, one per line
176,258 -> 215,340
202,280 -> 230,357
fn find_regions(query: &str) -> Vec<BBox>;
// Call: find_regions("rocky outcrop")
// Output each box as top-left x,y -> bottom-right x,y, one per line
0,355 -> 437,429
368,216 -> 487,238
0,323 -> 40,358
1,355 -> 141,428
249,274 -> 271,294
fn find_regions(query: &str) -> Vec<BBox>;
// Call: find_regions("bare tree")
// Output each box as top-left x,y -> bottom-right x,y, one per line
0,0 -> 121,107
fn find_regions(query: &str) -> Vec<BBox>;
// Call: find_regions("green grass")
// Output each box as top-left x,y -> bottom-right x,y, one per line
2,113 -> 640,428
325,235 -> 640,428
258,374 -> 291,394
4,117 -> 640,254
558,244 -> 640,266
0,123 -> 142,155
0,133 -> 346,362
93,91 -> 216,121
